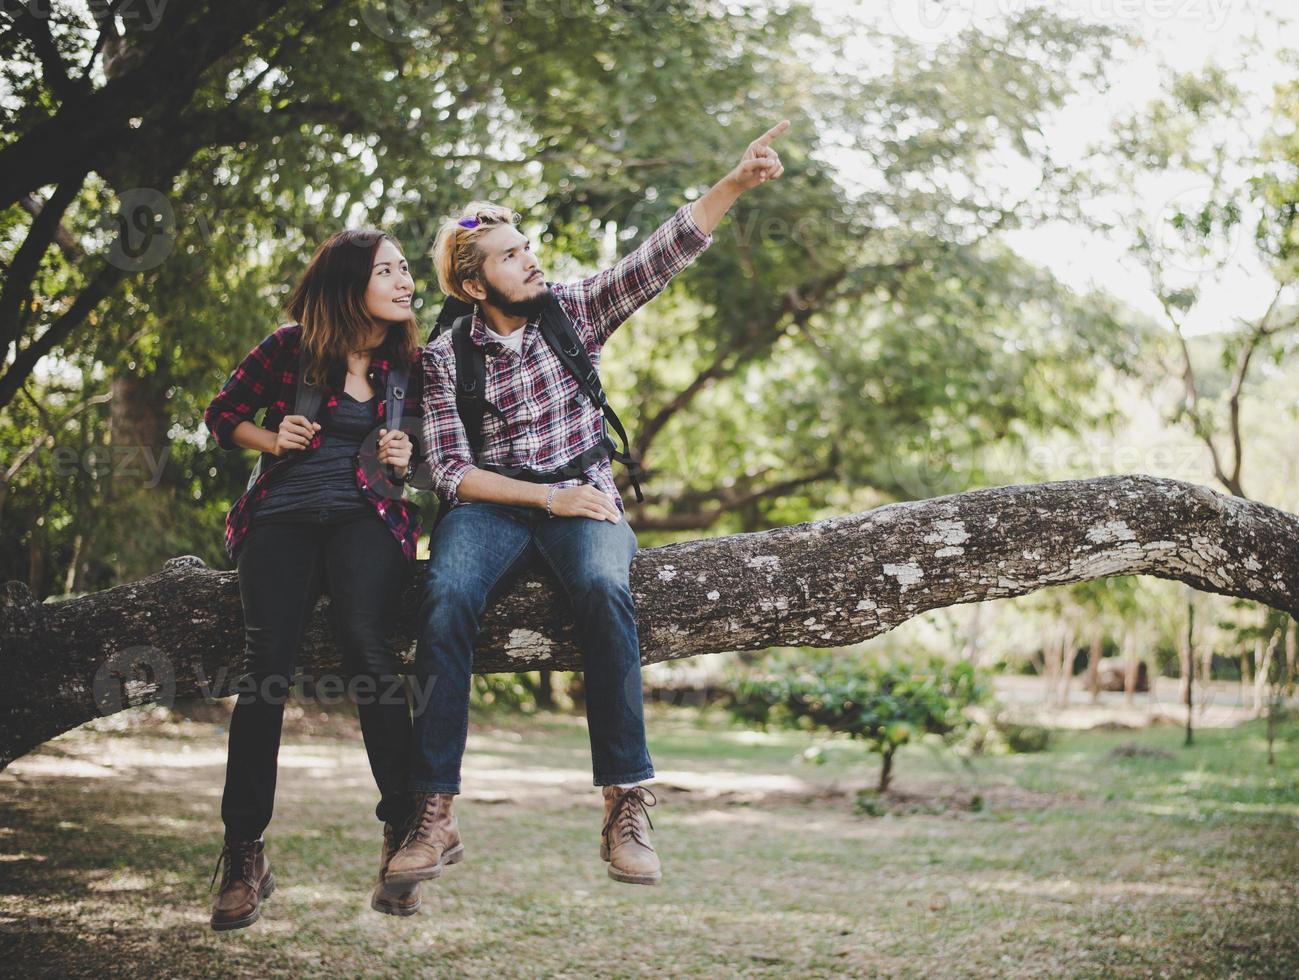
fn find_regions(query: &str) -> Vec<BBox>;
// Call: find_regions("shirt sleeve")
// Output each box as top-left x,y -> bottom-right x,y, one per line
561,201 -> 713,348
420,345 -> 477,505
203,326 -> 291,450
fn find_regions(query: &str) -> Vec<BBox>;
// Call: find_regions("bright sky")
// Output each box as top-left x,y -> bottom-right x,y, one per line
817,0 -> 1299,335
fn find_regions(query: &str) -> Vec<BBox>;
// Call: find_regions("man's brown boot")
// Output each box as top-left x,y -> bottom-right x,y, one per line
384,793 -> 465,887
209,838 -> 275,931
370,820 -> 422,916
601,785 -> 661,885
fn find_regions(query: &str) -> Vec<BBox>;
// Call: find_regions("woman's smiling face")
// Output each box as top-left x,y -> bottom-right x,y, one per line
364,238 -> 414,324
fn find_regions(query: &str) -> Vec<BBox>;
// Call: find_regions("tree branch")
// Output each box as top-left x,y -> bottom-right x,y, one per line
627,464 -> 838,531
1224,285 -> 1289,497
0,0 -> 284,209
4,389 -> 112,486
0,177 -> 88,358
1158,293 -> 1241,497
17,193 -> 86,263
0,261 -> 127,412
4,474 -> 1296,769
632,267 -> 853,465
14,1 -> 86,104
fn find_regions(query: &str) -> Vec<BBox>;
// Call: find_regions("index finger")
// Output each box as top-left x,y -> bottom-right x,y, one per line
754,119 -> 790,147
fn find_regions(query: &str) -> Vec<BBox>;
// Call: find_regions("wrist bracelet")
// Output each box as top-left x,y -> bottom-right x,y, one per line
545,485 -> 559,518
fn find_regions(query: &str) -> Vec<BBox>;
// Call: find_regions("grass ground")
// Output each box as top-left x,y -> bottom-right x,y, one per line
1,703 -> 1297,978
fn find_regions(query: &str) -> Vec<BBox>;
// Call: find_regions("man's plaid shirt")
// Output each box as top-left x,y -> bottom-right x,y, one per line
420,202 -> 713,514
204,323 -> 424,563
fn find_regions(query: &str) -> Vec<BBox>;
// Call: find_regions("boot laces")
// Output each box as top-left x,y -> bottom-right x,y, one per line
400,793 -> 446,850
603,786 -> 656,847
209,839 -> 258,892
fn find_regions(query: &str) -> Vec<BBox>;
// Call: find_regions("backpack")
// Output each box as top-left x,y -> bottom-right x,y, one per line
246,333 -> 410,492
426,293 -> 644,528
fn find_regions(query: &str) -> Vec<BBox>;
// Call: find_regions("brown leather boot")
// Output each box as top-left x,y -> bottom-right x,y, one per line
371,820 -> 423,916
384,793 -> 465,887
601,785 -> 661,885
209,838 -> 275,931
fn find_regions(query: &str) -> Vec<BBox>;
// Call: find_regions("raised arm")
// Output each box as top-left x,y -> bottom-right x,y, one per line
560,202 -> 714,348
689,118 -> 789,235
564,118 -> 791,347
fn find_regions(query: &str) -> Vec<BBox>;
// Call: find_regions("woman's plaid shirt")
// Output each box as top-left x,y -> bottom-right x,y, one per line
204,323 -> 424,563
420,202 -> 713,514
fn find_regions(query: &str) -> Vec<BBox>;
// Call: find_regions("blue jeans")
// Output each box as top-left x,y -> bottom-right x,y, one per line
408,501 -> 655,794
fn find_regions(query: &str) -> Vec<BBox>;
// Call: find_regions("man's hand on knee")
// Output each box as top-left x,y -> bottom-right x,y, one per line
549,486 -> 620,523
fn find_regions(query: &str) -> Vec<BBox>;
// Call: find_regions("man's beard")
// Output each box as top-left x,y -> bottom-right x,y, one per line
483,276 -> 550,319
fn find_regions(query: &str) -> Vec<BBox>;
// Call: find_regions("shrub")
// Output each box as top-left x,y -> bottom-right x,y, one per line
1003,722 -> 1052,753
726,652 -> 992,792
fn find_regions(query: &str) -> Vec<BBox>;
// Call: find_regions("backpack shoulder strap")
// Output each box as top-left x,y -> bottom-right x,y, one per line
537,294 -> 645,501
247,327 -> 320,491
450,314 -> 487,459
294,334 -> 324,422
538,295 -> 603,408
384,363 -> 410,431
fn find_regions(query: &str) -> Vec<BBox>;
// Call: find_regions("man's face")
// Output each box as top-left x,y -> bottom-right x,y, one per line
470,224 -> 549,318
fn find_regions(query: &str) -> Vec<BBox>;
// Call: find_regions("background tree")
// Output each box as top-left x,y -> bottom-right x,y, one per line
1094,55 -> 1299,502
727,650 -> 992,793
1,2 -> 1133,594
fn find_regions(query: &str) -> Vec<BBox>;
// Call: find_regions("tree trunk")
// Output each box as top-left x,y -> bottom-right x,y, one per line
1286,616 -> 1296,693
1242,648 -> 1254,711
1200,633 -> 1214,717
959,601 -> 984,667
1243,610 -> 1259,711
105,372 -> 173,584
878,746 -> 895,793
1057,628 -> 1076,707
1181,594 -> 1195,746
1123,630 -> 1139,707
1255,626 -> 1281,714
1267,698 -> 1277,766
1145,641 -> 1159,716
4,474 -> 1299,770
566,673 -> 586,711
1087,626 -> 1103,704
26,525 -> 45,596
535,670 -> 555,710
1042,628 -> 1061,705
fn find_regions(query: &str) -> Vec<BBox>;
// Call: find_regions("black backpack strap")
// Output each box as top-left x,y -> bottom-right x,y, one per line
247,334 -> 322,491
294,343 -> 324,422
451,314 -> 489,459
537,295 -> 645,502
431,313 -> 488,535
431,308 -> 498,535
479,442 -> 613,484
382,362 -> 411,482
384,364 -> 409,430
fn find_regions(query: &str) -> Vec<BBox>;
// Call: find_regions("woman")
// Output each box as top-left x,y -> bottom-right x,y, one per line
202,228 -> 425,930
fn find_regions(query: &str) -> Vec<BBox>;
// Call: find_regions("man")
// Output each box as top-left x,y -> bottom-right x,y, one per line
386,120 -> 789,888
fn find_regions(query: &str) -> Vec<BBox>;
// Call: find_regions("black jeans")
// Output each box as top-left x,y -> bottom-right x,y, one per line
222,510 -> 414,843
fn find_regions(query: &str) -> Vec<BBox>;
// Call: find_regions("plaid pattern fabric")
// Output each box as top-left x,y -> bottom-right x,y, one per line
204,323 -> 424,563
421,202 -> 713,513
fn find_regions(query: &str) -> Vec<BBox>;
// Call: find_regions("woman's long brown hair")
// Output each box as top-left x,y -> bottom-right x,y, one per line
285,228 -> 421,387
